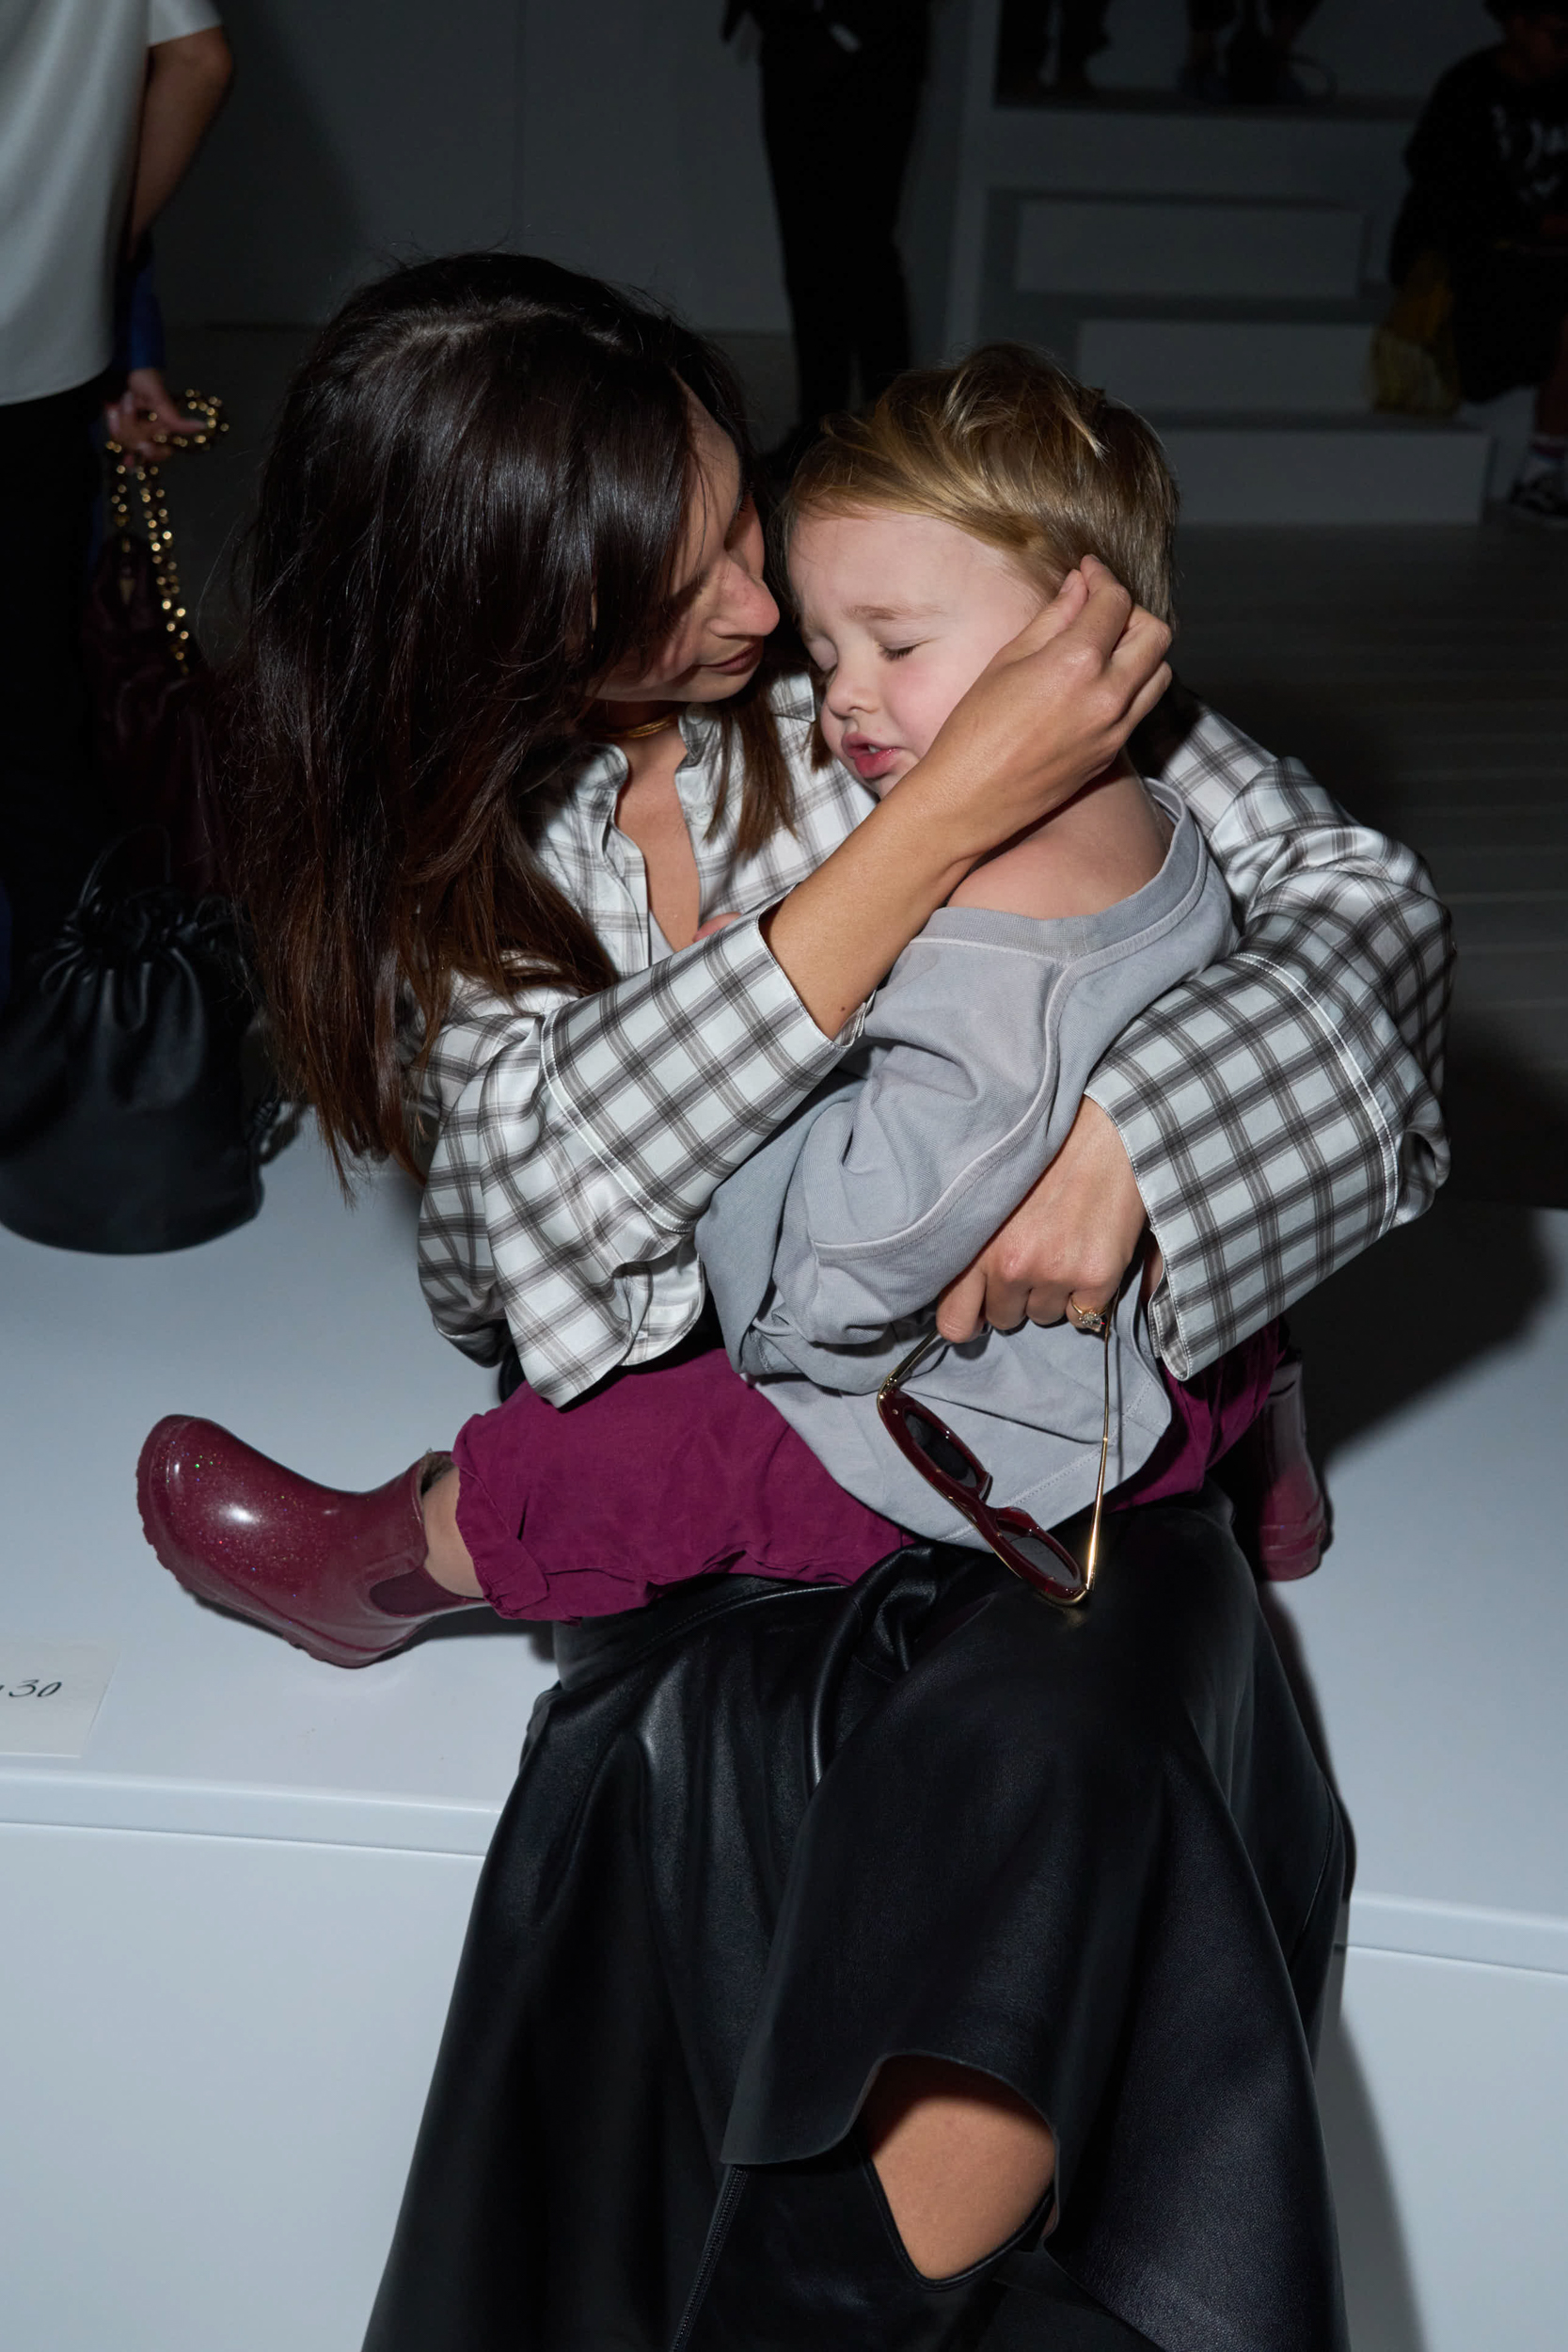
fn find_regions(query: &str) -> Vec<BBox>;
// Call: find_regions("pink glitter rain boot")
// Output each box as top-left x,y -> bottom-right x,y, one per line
136,1416 -> 484,1666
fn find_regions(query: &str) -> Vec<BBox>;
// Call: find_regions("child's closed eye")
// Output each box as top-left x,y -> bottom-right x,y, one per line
880,643 -> 919,661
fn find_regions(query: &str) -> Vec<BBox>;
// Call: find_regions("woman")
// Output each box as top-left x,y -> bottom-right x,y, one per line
140,256 -> 1450,2351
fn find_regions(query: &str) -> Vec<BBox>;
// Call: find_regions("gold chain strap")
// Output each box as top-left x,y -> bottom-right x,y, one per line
103,390 -> 228,675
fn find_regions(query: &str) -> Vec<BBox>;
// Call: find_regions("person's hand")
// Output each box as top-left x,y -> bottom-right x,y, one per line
936,1097 -> 1158,1340
759,564 -> 1168,1042
909,555 -> 1172,869
103,368 -> 205,462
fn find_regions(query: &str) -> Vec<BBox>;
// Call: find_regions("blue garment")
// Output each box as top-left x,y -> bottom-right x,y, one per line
111,240 -> 166,377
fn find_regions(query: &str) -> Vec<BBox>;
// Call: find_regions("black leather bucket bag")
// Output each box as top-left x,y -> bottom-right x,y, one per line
0,835 -> 267,1253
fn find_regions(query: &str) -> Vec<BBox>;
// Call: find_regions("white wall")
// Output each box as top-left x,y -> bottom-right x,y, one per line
157,0 -> 518,325
159,0 -> 970,348
157,0 -> 1502,334
515,4 -> 786,332
158,0 -> 796,331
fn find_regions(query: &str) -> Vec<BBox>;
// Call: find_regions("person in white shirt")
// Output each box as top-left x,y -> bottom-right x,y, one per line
0,0 -> 230,969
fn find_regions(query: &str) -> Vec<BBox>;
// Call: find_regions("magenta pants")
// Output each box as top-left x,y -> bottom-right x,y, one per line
452,1343 -> 902,1621
453,1324 -> 1283,1622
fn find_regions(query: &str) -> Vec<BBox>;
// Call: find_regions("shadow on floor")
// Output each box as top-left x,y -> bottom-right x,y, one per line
1444,1034 -> 1568,1212
1316,1990 -> 1429,2352
1259,1064 -> 1561,2352
1286,1183 -> 1557,1469
419,1606 -> 556,1665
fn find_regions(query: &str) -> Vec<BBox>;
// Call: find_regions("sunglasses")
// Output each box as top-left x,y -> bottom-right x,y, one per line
876,1308 -> 1116,1607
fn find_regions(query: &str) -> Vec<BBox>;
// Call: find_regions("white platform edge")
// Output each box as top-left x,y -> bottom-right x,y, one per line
1347,1893 -> 1568,1979
0,1772 -> 503,1857
5,1768 -> 1567,1979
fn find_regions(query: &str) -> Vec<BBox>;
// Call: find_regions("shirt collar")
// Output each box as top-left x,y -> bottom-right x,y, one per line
571,711 -> 723,839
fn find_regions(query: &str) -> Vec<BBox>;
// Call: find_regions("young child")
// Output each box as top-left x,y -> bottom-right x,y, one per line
698,345 -> 1320,1570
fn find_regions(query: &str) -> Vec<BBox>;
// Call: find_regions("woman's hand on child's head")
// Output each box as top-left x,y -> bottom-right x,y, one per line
910,556 -> 1172,869
1032,564 -> 1089,639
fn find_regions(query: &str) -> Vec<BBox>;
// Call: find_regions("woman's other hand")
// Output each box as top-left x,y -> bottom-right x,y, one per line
103,368 -> 207,462
935,1098 -> 1158,1339
912,556 -> 1173,868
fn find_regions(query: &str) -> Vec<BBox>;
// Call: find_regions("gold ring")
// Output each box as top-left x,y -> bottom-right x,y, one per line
1067,1298 -> 1110,1337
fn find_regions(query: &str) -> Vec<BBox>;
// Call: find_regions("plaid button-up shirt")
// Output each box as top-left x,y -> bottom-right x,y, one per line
415,677 -> 1450,1405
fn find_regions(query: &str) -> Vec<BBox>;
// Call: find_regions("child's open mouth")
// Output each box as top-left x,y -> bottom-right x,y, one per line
843,736 -> 902,784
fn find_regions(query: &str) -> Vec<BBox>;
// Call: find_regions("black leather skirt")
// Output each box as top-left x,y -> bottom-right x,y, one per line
364,1491 -> 1347,2352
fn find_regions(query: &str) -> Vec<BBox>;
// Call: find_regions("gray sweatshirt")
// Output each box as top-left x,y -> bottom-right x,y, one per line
696,784 -> 1239,1542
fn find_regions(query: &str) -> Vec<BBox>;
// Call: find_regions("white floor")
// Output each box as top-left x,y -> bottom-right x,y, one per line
1280,1200 -> 1568,2351
2,1136 -> 1565,2350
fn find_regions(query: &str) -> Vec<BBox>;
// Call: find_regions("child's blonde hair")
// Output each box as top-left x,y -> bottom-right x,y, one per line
781,344 -> 1178,624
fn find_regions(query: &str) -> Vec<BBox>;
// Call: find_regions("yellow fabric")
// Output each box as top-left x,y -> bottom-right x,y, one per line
1369,250 -> 1461,420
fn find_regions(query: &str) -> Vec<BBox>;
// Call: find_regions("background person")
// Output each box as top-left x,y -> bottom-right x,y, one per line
1181,0 -> 1325,104
1391,0 -> 1568,525
994,1 -> 1113,100
0,1 -> 231,969
723,0 -> 931,472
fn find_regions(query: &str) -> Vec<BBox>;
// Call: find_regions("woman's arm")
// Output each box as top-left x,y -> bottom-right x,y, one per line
937,696 -> 1453,1370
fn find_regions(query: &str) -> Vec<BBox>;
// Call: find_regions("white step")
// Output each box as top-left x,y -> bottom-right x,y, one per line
1016,196 -> 1365,301
971,93 -> 1413,207
1158,419 -> 1492,525
1078,316 -> 1373,416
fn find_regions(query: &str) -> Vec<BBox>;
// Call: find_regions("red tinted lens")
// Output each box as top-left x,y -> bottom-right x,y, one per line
990,1508 -> 1088,1605
878,1393 -> 988,1498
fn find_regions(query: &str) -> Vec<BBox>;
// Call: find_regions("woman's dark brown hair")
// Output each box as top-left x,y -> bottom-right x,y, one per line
228,251 -> 797,1174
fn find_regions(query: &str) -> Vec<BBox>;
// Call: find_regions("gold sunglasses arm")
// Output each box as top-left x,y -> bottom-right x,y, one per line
1079,1262 -> 1139,1597
1079,1317 -> 1113,1597
880,1289 -> 1125,1606
879,1326 -> 943,1401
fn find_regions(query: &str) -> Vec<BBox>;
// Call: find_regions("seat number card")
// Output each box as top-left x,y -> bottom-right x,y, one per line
0,1645 -> 118,1756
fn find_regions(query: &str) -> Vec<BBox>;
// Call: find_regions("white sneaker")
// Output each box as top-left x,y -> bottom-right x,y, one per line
1508,470 -> 1568,528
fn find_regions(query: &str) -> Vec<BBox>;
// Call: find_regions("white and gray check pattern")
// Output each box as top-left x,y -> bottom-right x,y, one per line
1086,699 -> 1451,1375
416,678 -> 1451,1403
415,679 -> 871,1400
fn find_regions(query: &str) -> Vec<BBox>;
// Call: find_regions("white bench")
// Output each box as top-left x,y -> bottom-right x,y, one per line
2,1142 -> 1562,2350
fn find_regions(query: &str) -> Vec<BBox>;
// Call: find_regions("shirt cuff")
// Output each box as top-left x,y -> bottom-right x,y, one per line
1084,1058 -> 1197,1378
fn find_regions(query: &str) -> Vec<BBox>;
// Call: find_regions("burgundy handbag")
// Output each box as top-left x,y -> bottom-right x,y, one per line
80,394 -> 230,898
